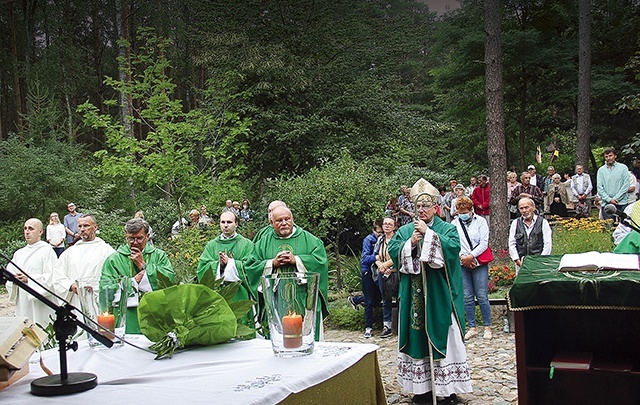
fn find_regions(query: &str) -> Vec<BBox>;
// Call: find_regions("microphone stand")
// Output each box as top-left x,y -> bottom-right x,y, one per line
0,267 -> 113,396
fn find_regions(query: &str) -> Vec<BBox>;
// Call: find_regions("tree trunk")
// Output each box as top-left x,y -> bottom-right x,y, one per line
484,0 -> 509,250
115,0 -> 132,138
576,0 -> 591,172
9,3 -> 24,137
518,70 -> 526,171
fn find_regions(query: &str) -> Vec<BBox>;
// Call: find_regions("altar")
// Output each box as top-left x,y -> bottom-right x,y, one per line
1,335 -> 386,404
508,255 -> 640,405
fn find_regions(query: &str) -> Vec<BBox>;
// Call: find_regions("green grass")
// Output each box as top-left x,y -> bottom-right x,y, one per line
551,216 -> 616,254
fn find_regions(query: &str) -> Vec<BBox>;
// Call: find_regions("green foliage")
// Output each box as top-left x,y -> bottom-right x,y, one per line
324,304 -> 365,331
163,226 -> 218,284
328,253 -> 362,293
0,136 -> 95,219
79,28 -> 252,217
265,152 -> 390,243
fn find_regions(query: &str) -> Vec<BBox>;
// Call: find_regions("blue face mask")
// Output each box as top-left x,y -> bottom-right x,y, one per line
458,213 -> 471,221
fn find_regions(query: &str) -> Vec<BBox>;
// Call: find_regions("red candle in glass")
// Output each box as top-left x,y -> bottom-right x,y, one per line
282,312 -> 303,348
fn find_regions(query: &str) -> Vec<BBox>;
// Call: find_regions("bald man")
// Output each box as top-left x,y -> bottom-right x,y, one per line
246,206 -> 329,340
53,214 -> 115,310
252,200 -> 287,243
6,218 -> 58,326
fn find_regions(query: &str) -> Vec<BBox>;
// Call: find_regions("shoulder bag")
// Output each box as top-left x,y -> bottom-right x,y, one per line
460,220 -> 494,265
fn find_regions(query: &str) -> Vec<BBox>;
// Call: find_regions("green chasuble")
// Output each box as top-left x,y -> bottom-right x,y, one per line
246,226 -> 329,341
100,244 -> 175,334
388,217 -> 465,361
196,233 -> 259,323
614,232 -> 640,254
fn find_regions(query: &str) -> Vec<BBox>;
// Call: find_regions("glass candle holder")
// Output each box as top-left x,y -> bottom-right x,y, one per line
261,273 -> 319,357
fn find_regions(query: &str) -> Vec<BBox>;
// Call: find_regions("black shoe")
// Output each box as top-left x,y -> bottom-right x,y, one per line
440,394 -> 458,404
412,392 -> 433,404
379,326 -> 392,338
347,296 -> 360,310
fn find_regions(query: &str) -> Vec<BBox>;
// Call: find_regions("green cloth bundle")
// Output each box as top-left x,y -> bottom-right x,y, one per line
138,283 -> 254,359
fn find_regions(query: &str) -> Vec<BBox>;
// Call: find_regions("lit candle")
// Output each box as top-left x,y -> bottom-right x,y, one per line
282,312 -> 303,348
97,312 -> 115,333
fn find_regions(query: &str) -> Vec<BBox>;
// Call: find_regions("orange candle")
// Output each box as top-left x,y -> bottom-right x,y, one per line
97,312 -> 116,333
282,312 -> 303,348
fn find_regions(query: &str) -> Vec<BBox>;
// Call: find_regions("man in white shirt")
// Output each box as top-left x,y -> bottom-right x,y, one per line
54,214 -> 115,311
509,197 -> 552,272
6,218 -> 58,327
571,165 -> 593,218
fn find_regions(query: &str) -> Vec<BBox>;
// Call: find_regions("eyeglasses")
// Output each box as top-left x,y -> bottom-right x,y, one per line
415,203 -> 434,210
126,236 -> 147,243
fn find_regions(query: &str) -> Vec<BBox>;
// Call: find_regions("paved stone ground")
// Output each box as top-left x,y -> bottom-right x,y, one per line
0,289 -> 517,404
325,306 -> 518,404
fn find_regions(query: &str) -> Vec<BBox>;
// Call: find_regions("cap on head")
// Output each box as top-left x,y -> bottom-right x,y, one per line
527,165 -> 535,170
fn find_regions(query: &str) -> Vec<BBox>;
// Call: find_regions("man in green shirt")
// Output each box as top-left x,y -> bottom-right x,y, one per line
196,211 -> 258,324
597,147 -> 630,220
246,206 -> 329,341
100,218 -> 175,334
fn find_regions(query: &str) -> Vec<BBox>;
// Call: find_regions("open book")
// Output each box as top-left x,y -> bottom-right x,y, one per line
558,251 -> 639,272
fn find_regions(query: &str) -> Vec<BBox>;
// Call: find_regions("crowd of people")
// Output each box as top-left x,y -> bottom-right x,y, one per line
4,147 -> 639,405
169,199 -> 256,237
350,147 -> 639,403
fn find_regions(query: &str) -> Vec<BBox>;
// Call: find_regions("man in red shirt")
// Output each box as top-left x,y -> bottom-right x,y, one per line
471,175 -> 491,224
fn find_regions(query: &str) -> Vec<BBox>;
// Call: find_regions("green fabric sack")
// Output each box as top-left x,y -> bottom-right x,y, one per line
138,283 -> 238,359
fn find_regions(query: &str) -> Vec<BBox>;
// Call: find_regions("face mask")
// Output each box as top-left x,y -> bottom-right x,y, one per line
458,213 -> 471,221
243,205 -> 248,209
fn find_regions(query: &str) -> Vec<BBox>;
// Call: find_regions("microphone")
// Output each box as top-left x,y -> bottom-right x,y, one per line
604,203 -> 628,220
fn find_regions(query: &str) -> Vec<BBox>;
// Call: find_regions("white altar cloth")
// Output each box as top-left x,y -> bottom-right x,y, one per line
1,335 -> 380,404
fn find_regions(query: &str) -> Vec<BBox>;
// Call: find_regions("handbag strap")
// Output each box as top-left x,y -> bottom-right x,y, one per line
460,221 -> 478,250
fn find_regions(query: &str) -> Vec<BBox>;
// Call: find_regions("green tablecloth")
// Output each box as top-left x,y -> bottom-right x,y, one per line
508,255 -> 640,311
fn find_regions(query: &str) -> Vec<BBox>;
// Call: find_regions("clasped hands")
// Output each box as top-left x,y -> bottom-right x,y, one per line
219,251 -> 229,268
273,250 -> 295,267
460,254 -> 477,268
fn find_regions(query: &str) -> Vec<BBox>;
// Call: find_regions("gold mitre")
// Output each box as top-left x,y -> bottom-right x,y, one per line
410,178 -> 439,204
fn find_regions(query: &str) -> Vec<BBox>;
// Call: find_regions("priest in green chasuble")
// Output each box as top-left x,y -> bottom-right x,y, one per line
388,178 -> 472,404
246,206 -> 329,341
100,218 -> 175,334
196,211 -> 259,324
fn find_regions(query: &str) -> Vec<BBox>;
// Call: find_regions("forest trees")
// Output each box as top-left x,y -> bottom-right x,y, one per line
78,29 -> 251,218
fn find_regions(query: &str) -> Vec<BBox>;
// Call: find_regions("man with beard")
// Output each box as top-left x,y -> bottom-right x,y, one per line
508,197 -> 552,273
509,172 -> 544,213
54,214 -> 116,310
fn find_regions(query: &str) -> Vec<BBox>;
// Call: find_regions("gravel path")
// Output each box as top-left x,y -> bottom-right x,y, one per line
0,290 -> 517,404
325,306 -> 518,404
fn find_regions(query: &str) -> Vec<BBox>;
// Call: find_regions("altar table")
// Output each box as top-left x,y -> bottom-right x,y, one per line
1,335 -> 386,404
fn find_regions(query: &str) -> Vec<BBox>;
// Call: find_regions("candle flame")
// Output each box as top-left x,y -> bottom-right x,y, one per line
102,311 -> 110,316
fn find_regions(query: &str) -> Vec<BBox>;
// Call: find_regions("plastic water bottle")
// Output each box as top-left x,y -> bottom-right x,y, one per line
503,315 -> 510,333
